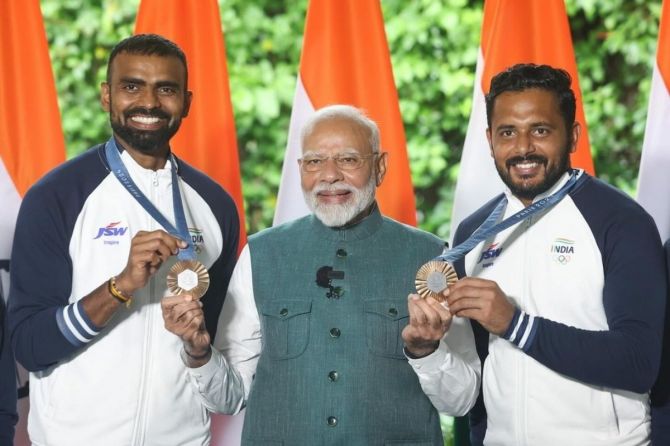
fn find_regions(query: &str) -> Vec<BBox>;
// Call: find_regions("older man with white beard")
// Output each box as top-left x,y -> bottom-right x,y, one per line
161,105 -> 480,446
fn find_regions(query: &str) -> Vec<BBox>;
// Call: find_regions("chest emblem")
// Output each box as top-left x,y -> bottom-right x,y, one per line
478,243 -> 502,268
189,227 -> 205,254
551,238 -> 575,264
93,221 -> 129,245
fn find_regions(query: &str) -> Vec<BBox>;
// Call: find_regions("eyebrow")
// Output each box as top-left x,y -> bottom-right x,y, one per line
495,121 -> 556,131
530,121 -> 555,128
119,76 -> 146,85
302,149 -> 362,156
118,77 -> 181,89
494,124 -> 516,132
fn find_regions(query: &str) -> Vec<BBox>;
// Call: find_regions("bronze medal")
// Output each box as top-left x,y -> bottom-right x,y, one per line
167,260 -> 210,299
415,260 -> 458,302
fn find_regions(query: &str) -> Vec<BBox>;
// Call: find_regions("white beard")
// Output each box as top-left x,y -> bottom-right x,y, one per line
303,175 -> 376,227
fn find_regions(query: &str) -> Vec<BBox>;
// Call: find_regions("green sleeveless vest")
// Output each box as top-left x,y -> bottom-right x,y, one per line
242,206 -> 446,446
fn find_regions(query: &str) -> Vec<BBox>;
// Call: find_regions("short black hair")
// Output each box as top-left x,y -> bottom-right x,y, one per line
485,63 -> 576,132
106,34 -> 188,88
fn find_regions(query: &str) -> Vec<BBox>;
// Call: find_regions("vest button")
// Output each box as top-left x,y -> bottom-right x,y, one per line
336,248 -> 347,258
328,370 -> 339,382
327,416 -> 338,427
388,307 -> 398,316
279,308 -> 288,317
329,328 -> 341,338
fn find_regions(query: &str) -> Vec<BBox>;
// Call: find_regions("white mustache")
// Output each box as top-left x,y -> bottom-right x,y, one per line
312,182 -> 356,194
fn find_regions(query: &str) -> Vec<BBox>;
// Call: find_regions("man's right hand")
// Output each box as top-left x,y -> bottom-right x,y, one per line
402,294 -> 453,358
115,230 -> 187,295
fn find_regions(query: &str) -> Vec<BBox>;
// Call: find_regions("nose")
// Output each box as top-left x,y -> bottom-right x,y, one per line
516,131 -> 535,157
139,88 -> 160,109
319,157 -> 345,183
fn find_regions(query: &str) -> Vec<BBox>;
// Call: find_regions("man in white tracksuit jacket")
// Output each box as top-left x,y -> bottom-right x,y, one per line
408,63 -> 666,445
7,35 -> 239,445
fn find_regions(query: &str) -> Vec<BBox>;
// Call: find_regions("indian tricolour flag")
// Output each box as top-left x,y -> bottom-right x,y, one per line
0,1 -> 66,444
637,0 -> 670,242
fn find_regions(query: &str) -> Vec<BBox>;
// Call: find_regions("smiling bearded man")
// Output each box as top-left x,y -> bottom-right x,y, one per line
160,104 -> 481,446
414,64 -> 666,446
8,34 -> 239,446
299,107 -> 380,228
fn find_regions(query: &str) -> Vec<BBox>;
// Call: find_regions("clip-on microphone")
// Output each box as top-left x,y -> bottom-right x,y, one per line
316,266 -> 344,298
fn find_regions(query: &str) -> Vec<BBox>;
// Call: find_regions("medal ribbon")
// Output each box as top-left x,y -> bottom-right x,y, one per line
104,138 -> 194,261
439,170 -> 580,263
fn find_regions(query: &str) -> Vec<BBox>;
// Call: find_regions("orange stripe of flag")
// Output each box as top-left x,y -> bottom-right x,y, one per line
480,0 -> 594,175
658,0 -> 670,91
135,0 -> 247,247
0,0 -> 65,196
300,0 -> 416,226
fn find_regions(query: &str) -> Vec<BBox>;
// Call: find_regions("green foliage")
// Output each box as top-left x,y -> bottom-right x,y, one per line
41,0 -> 137,159
567,0 -> 661,196
384,0 -> 483,238
441,415 -> 456,445
41,0 -> 662,240
220,0 -> 307,232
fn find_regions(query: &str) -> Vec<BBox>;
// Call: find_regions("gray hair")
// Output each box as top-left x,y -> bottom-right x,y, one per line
300,104 -> 380,153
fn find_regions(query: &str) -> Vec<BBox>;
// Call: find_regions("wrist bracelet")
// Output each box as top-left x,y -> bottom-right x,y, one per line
108,276 -> 132,308
403,342 -> 439,359
184,346 -> 211,361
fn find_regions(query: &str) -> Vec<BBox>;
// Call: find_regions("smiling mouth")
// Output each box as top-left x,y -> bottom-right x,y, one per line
318,190 -> 350,196
318,190 -> 351,200
123,107 -> 170,128
513,160 -> 540,169
507,156 -> 547,176
130,115 -> 162,125
315,188 -> 354,205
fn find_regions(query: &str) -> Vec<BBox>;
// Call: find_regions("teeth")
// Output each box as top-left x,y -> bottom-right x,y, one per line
516,162 -> 538,168
131,116 -> 160,124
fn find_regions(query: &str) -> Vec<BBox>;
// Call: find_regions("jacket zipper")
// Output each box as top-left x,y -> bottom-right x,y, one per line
131,170 -> 161,445
516,215 -> 533,445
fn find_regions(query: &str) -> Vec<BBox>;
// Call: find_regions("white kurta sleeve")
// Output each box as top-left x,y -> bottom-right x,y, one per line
184,245 -> 261,414
407,315 -> 481,416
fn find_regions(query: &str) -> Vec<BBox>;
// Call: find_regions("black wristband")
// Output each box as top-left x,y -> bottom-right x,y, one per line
403,342 -> 439,359
184,346 -> 211,361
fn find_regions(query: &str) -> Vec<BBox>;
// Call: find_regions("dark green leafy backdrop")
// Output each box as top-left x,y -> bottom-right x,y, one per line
41,0 -> 661,239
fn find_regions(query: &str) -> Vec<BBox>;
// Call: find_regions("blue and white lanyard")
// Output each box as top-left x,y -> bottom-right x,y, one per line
438,170 -> 580,263
105,138 -> 194,261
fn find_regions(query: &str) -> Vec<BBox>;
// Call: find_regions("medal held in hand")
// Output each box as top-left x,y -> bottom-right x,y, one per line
415,169 -> 582,301
415,260 -> 458,302
105,138 -> 210,299
167,260 -> 210,299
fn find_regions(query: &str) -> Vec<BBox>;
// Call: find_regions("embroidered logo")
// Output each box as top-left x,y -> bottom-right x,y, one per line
94,222 -> 129,245
189,227 -> 205,254
551,238 -> 575,264
478,243 -> 502,268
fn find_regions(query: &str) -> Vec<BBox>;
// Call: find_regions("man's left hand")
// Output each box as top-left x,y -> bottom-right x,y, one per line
446,277 -> 516,336
161,294 -> 211,365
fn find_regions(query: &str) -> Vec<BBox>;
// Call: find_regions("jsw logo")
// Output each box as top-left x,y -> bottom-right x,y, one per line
478,243 -> 502,263
94,222 -> 129,239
